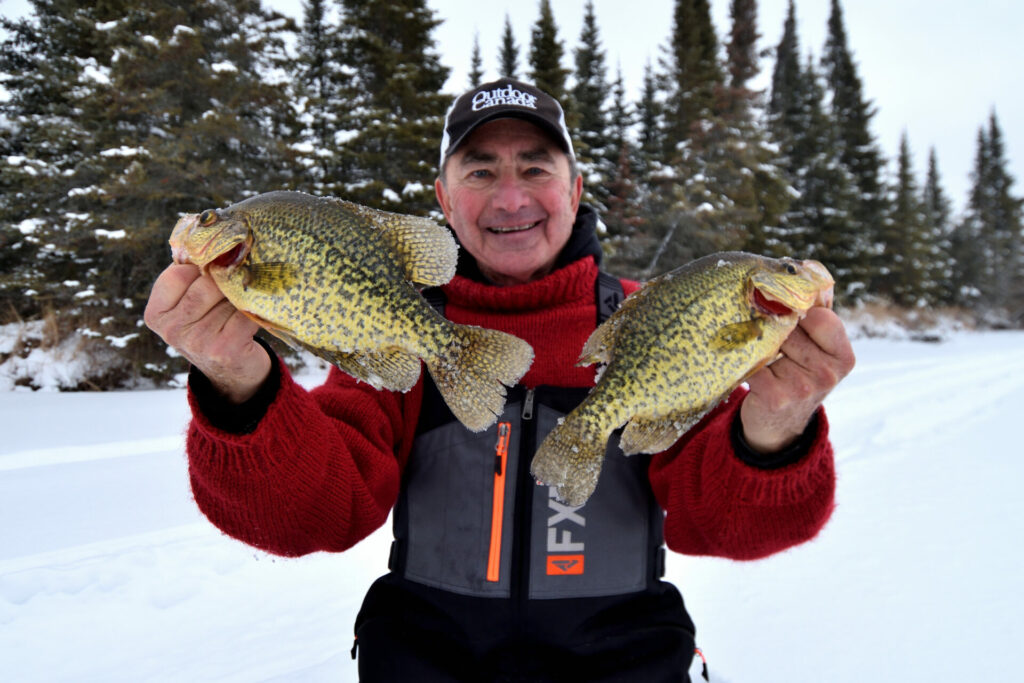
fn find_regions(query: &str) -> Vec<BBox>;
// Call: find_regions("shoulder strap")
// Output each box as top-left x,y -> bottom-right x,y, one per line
595,270 -> 624,325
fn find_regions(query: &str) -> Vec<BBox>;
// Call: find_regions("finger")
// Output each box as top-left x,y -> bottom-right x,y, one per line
176,274 -> 232,326
145,264 -> 201,325
798,308 -> 856,369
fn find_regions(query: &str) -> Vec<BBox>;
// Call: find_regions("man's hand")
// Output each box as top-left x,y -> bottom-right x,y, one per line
144,264 -> 272,404
739,307 -> 856,454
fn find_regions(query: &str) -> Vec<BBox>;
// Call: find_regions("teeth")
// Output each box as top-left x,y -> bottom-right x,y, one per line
489,221 -> 538,233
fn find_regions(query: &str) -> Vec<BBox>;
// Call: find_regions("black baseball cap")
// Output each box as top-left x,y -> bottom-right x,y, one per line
439,78 -> 575,169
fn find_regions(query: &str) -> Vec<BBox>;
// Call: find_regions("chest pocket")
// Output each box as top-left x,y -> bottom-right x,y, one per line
394,387 -> 663,600
397,398 -> 524,598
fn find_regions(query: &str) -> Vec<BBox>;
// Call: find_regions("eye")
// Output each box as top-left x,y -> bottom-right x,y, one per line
199,209 -> 217,226
785,263 -> 797,275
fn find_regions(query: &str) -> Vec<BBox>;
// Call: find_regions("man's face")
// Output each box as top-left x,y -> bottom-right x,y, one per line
435,118 -> 583,286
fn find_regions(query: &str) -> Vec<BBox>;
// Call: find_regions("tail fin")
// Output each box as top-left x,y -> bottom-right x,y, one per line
530,416 -> 608,507
426,324 -> 533,432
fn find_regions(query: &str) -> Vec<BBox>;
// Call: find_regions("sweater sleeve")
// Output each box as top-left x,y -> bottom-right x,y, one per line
185,354 -> 421,557
649,387 -> 836,561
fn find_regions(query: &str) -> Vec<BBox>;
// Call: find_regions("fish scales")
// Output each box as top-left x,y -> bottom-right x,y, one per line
168,190 -> 533,432
531,251 -> 834,506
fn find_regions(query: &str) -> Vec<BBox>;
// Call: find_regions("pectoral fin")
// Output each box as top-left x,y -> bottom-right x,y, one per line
242,261 -> 300,294
710,319 -> 764,351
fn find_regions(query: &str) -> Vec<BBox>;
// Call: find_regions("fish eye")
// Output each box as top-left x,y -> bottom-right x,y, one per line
199,209 -> 217,227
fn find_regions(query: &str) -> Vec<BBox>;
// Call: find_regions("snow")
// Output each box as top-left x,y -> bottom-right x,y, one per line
1,332 -> 1022,681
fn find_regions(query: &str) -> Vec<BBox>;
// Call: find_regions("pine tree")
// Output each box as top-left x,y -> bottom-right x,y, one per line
1,0 -> 303,383
571,0 -> 611,208
292,0 -> 344,193
635,61 -> 665,182
469,32 -> 484,86
601,67 -> 641,244
334,0 -> 450,214
727,0 -> 760,90
921,148 -> 955,305
879,133 -> 931,306
1,1 -> 101,321
768,0 -> 802,133
951,127 -> 991,307
528,0 -> 570,101
498,15 -> 519,79
955,112 -> 1024,317
635,0 -> 791,276
661,0 -> 722,148
822,0 -> 886,285
982,112 -> 1024,314
771,50 -> 863,297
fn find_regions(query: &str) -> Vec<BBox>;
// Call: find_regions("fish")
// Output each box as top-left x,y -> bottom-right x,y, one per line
168,190 -> 533,432
530,251 -> 835,506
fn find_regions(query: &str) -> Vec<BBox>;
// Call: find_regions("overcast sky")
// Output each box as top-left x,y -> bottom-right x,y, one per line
416,0 -> 1023,214
3,0 -> 1020,213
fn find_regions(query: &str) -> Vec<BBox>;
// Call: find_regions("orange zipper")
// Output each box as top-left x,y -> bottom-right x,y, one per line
487,422 -> 511,582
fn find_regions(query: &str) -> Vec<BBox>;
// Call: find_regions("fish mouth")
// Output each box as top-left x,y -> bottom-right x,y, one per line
170,215 -> 245,271
752,287 -> 799,317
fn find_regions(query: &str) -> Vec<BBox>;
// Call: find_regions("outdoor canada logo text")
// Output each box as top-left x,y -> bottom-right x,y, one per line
472,85 -> 538,112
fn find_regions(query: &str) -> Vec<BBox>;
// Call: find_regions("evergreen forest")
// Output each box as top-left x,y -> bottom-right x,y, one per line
1,0 -> 1022,389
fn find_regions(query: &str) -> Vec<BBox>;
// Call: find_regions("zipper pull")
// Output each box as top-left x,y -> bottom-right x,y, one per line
495,422 -> 510,474
521,388 -> 535,421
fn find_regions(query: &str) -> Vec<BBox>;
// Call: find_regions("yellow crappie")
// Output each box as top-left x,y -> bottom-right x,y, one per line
530,251 -> 835,506
168,190 -> 533,432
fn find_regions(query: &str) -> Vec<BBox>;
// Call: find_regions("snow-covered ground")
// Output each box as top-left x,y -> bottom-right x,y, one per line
2,331 -> 1022,682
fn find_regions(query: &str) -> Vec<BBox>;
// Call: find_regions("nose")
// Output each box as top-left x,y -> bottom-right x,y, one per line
490,174 -> 530,214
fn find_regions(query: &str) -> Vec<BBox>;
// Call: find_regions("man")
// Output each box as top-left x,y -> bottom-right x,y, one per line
145,79 -> 855,681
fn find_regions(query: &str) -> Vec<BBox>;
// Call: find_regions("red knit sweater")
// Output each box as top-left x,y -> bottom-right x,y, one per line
185,256 -> 835,561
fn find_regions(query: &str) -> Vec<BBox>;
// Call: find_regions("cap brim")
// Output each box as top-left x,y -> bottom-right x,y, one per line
440,110 -> 574,167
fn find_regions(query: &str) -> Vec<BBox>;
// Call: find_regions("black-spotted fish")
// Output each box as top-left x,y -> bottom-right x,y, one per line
169,190 -> 533,431
531,251 -> 835,505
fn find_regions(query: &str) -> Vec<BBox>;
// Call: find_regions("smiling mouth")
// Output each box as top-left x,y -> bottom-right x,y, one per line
486,220 -> 540,234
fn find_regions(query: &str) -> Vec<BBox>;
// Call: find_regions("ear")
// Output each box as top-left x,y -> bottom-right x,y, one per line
570,172 -> 583,214
435,177 -> 453,224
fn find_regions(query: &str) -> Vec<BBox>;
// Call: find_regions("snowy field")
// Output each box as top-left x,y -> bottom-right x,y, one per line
2,330 -> 1022,682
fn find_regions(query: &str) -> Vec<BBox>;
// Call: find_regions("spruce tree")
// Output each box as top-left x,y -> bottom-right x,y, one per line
469,32 -> 484,86
292,0 -> 344,193
822,0 -> 886,284
951,128 -> 991,308
334,0 -> 450,214
880,133 -> 931,306
1,0 -> 303,384
528,0 -> 570,101
768,0 -> 802,133
602,67 -> 641,244
637,0 -> 790,275
773,51 -> 863,296
498,15 -> 519,79
955,112 -> 1024,317
982,112 -> 1024,313
921,148 -> 955,305
571,0 -> 611,208
635,61 -> 665,181
661,0 -> 722,147
727,0 -> 760,90
0,1 -> 102,321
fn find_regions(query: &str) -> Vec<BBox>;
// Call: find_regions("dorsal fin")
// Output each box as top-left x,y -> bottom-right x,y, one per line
332,199 -> 458,287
